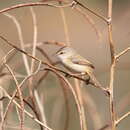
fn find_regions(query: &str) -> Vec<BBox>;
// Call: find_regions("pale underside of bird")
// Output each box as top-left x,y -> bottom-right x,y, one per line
56,46 -> 94,73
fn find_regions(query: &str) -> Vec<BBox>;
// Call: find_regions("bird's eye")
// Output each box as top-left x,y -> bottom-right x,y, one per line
59,51 -> 64,55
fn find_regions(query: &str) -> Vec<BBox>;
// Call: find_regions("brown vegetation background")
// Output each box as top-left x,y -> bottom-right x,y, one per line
0,0 -> 130,130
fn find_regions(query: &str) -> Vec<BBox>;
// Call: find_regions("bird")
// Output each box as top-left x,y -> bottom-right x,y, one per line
55,46 -> 101,87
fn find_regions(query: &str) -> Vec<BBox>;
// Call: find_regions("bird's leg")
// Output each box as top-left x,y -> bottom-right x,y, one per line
85,76 -> 90,85
64,72 -> 72,78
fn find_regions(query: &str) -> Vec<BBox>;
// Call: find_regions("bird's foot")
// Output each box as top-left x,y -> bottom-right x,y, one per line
85,77 -> 90,85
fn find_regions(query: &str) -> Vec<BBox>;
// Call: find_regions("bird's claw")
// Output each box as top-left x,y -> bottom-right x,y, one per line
85,77 -> 90,85
65,73 -> 72,78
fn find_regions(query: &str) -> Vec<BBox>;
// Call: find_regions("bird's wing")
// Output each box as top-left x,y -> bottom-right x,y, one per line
70,55 -> 95,69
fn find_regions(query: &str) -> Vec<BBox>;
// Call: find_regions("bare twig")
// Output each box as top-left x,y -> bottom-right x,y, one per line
0,49 -> 17,73
28,8 -> 40,121
73,0 -> 107,23
0,89 -> 4,126
44,40 -> 66,47
14,95 -> 44,130
4,13 -> 30,75
98,124 -> 110,130
44,67 -> 83,130
0,86 -> 53,130
30,6 -> 38,75
116,111 -> 130,126
60,7 -> 70,45
34,90 -> 48,130
83,91 -> 102,130
58,79 -> 70,130
99,111 -> 130,130
107,0 -> 116,130
0,48 -> 24,130
0,44 -> 42,129
74,79 -> 88,130
3,63 -> 24,130
0,2 -> 75,14
74,7 -> 102,42
115,47 -> 130,60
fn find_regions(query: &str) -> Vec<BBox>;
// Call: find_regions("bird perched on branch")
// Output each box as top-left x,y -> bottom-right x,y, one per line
55,46 -> 101,87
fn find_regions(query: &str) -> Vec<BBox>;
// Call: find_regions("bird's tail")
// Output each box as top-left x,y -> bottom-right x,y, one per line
87,71 -> 102,88
87,71 -> 109,96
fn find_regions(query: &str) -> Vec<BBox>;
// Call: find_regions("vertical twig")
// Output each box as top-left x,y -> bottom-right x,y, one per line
4,13 -> 30,75
0,90 -> 4,127
45,67 -> 83,130
83,91 -> 102,130
107,0 -> 116,130
60,7 -> 70,45
60,3 -> 88,130
34,90 -> 48,130
29,6 -> 39,113
58,79 -> 70,130
74,79 -> 88,130
30,7 -> 38,74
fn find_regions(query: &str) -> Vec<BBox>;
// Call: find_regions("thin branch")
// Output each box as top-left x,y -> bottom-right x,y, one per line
74,79 -> 88,130
0,49 -> 17,73
107,0 -> 116,130
28,7 -> 39,116
0,45 -> 42,129
109,62 -> 116,130
1,61 -> 43,129
43,40 -> 66,47
14,95 -> 44,130
4,13 -> 30,75
60,7 -> 70,45
98,124 -> 110,130
30,6 -> 38,73
83,91 -> 102,130
116,111 -> 130,126
3,63 -> 24,130
0,2 -> 75,14
0,48 -> 24,130
34,90 -> 48,130
74,7 -> 102,42
0,89 -> 4,126
0,86 -> 53,130
31,7 -> 38,60
36,47 -> 53,64
44,67 -> 83,130
73,0 -> 108,23
115,47 -> 130,60
107,4 -> 115,61
58,79 -> 70,130
99,111 -> 130,130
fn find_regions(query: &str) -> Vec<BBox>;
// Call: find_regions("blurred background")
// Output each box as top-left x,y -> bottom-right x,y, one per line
0,0 -> 130,130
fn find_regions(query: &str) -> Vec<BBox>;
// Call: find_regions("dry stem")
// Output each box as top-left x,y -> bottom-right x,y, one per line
107,0 -> 116,130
